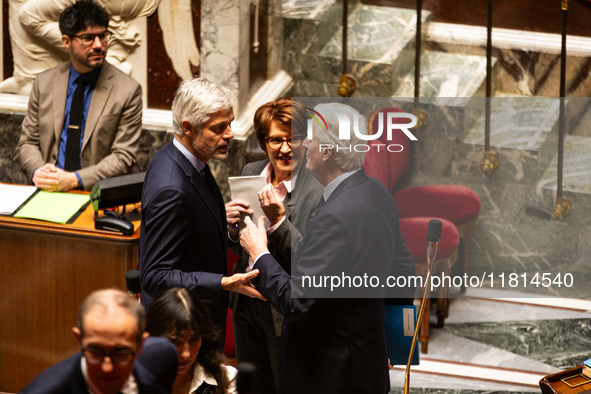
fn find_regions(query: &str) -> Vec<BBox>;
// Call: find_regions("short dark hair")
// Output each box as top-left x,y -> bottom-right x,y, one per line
59,0 -> 109,37
253,97 -> 309,152
146,288 -> 230,394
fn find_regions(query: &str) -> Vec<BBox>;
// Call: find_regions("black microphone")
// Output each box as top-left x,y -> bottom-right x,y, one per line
125,270 -> 141,302
426,219 -> 442,270
404,219 -> 444,394
236,362 -> 256,394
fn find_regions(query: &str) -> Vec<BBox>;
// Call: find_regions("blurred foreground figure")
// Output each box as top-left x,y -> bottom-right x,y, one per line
21,288 -> 178,394
147,287 -> 237,394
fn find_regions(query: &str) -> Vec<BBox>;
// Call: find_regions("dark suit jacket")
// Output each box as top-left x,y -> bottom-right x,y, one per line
140,142 -> 229,331
253,169 -> 416,394
17,61 -> 142,190
230,158 -> 324,335
21,337 -> 178,394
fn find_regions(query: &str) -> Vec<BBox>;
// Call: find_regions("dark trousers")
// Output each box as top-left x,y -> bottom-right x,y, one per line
233,296 -> 281,394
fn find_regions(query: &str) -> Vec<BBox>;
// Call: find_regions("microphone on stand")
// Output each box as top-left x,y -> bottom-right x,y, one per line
125,269 -> 142,303
426,219 -> 442,271
404,219 -> 442,394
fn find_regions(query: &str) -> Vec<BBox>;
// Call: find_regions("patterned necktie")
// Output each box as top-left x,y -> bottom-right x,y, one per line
64,76 -> 87,171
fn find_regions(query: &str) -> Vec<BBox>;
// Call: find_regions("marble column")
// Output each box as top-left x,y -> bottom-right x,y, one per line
200,0 -> 286,199
126,17 -> 148,108
200,0 -> 250,114
200,0 -> 284,116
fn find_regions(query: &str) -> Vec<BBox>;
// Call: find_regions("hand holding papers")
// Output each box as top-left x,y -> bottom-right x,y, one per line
227,176 -> 269,234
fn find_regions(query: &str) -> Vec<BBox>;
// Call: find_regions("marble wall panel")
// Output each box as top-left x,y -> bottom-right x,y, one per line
312,5 -> 431,96
200,0 -> 243,108
537,136 -> 591,195
268,0 -> 284,79
393,52 -> 494,100
283,18 -> 341,78
445,319 -> 591,369
0,114 -> 27,185
134,129 -> 175,173
429,41 -> 591,99
390,389 -> 533,394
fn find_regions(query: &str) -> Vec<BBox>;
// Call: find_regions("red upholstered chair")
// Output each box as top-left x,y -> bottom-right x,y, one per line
394,186 -> 480,293
363,107 -> 481,293
362,107 -> 478,352
225,309 -> 236,362
224,250 -> 241,362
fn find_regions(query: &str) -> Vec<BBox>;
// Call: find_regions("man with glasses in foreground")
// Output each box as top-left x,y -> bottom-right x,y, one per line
22,288 -> 178,394
17,0 -> 143,192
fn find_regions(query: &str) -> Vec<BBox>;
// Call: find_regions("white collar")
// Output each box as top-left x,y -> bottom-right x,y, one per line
173,137 -> 206,172
80,356 -> 138,394
323,168 -> 361,201
189,363 -> 218,393
260,161 -> 300,193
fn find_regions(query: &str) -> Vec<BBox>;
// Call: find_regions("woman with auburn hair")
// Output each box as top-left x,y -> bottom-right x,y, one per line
224,97 -> 324,394
146,287 -> 236,394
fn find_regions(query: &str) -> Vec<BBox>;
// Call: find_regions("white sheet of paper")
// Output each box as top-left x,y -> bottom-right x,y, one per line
0,184 -> 38,215
228,175 -> 269,232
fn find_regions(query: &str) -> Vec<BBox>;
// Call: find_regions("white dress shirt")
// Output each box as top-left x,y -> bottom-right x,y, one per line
189,363 -> 237,394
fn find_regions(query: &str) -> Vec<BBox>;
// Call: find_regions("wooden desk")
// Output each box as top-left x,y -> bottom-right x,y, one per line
0,200 -> 140,392
540,366 -> 591,394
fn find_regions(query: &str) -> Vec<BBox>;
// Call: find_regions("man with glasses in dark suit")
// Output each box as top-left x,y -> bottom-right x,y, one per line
21,289 -> 178,394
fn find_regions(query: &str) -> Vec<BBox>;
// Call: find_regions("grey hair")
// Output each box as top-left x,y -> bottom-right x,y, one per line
77,289 -> 146,343
313,103 -> 368,171
171,78 -> 236,136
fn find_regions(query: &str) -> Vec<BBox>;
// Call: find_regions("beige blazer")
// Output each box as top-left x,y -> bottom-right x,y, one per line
17,61 -> 142,190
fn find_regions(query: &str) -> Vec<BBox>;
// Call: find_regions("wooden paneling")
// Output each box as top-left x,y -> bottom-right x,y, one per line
0,202 -> 140,392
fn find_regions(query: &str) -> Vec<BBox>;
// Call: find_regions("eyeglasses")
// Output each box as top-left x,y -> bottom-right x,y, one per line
265,136 -> 304,151
82,346 -> 137,366
72,31 -> 112,46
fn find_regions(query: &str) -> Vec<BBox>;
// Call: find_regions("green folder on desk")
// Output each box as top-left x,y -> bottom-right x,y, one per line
14,191 -> 90,224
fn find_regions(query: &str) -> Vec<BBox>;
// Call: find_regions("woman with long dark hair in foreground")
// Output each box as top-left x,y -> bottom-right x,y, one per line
146,287 -> 237,394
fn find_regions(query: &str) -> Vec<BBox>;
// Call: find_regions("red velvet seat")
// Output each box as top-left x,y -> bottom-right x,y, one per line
394,186 -> 480,227
224,250 -> 241,360
363,107 -> 481,293
362,107 -> 478,353
225,309 -> 236,360
400,218 -> 460,263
